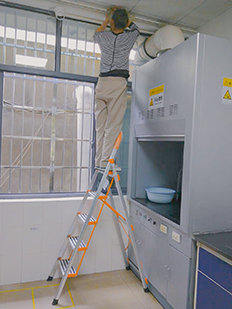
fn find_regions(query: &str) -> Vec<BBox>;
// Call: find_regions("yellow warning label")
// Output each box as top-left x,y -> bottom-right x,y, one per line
149,85 -> 164,96
223,78 -> 232,87
149,99 -> 153,106
223,90 -> 231,100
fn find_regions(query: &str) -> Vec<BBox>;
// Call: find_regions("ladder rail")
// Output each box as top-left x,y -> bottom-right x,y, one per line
49,131 -> 149,305
112,164 -> 149,290
53,161 -> 113,302
108,191 -> 128,268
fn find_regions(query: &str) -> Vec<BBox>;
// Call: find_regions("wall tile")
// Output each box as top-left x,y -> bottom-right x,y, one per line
21,253 -> 42,283
0,227 -> 2,258
112,220 -> 128,246
0,204 -> 2,257
0,256 -> 1,285
0,196 -> 127,285
78,247 -> 95,275
95,245 -> 112,272
42,224 -> 61,253
97,202 -> 112,221
94,220 -> 112,247
1,254 -> 22,285
43,200 -> 63,224
22,225 -> 42,254
23,201 -> 44,225
62,200 -> 81,224
111,245 -> 125,271
2,202 -> 24,227
61,222 -> 72,239
2,225 -> 23,255
0,204 -> 2,226
41,251 -> 62,280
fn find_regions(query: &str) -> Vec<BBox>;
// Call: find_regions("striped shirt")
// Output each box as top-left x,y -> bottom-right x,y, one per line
93,22 -> 139,78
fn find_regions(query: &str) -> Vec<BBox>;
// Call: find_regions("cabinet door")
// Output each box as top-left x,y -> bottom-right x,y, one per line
166,245 -> 190,309
149,232 -> 169,297
196,271 -> 232,309
128,218 -> 141,267
198,248 -> 232,293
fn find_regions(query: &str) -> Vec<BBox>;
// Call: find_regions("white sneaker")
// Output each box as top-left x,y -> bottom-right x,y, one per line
97,165 -> 122,172
113,165 -> 122,172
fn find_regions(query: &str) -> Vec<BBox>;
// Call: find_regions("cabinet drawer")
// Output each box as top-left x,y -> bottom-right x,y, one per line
196,271 -> 232,309
199,248 -> 232,293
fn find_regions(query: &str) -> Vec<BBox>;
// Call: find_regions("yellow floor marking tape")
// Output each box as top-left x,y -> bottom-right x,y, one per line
0,282 -> 75,308
31,288 -> 36,309
0,283 -> 59,293
66,282 -> 75,307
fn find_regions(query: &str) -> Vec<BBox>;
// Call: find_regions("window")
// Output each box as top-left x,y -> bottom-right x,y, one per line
1,73 -> 94,193
0,3 -> 142,195
61,19 -> 100,77
0,6 -> 56,70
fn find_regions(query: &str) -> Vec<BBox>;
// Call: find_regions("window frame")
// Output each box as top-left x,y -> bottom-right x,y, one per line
0,2 -> 133,198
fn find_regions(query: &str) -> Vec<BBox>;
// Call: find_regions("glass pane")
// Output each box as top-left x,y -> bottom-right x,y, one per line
1,73 -> 94,194
0,6 -> 56,70
61,20 -> 99,76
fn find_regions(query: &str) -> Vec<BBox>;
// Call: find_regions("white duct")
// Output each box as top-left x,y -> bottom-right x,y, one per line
135,25 -> 185,64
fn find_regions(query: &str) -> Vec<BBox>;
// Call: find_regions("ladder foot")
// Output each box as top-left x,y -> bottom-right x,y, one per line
47,276 -> 53,281
144,287 -> 149,293
126,266 -> 130,270
52,298 -> 58,306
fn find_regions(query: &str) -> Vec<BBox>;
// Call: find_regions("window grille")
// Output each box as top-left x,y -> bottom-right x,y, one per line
0,6 -> 56,70
1,73 -> 94,193
0,3 -> 142,195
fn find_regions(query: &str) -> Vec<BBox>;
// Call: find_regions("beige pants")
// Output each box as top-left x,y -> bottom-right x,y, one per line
95,76 -> 127,167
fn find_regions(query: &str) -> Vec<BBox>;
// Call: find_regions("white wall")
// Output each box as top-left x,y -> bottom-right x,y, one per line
199,7 -> 232,42
0,196 -> 127,285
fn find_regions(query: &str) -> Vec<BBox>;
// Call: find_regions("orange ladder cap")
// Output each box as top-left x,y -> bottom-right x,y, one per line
113,132 -> 122,150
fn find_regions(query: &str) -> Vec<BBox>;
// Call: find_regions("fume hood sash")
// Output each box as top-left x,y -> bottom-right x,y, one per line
134,119 -> 185,141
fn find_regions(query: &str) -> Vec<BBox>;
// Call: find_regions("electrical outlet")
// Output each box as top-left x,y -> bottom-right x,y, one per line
172,231 -> 181,243
160,224 -> 168,234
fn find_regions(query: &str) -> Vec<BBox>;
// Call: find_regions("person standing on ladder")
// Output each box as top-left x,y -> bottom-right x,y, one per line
93,6 -> 139,170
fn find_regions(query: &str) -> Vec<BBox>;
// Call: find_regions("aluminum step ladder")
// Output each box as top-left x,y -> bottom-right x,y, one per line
47,132 -> 149,306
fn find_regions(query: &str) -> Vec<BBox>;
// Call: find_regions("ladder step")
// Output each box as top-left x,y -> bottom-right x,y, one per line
68,236 -> 86,250
78,213 -> 96,224
88,191 -> 106,198
96,168 -> 114,177
59,259 -> 76,277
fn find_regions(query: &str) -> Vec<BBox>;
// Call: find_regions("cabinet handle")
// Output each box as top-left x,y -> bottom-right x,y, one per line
164,265 -> 168,279
166,267 -> 171,281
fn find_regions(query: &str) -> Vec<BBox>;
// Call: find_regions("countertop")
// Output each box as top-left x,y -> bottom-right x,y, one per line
134,197 -> 180,225
194,231 -> 232,261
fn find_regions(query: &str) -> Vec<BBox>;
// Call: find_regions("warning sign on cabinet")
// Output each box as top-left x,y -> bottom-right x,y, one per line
222,78 -> 232,105
148,85 -> 164,110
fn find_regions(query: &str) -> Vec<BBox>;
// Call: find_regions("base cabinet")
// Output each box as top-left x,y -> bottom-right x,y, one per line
195,247 -> 232,309
129,216 -> 191,309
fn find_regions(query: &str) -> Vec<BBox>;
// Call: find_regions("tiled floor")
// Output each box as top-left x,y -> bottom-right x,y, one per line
0,270 -> 164,309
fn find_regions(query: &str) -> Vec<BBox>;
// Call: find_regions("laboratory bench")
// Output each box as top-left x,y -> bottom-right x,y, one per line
194,231 -> 232,309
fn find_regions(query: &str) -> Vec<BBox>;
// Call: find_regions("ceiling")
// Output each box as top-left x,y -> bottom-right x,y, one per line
54,0 -> 232,33
3,0 -> 232,35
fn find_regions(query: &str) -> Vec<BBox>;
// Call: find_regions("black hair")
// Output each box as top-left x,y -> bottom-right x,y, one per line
111,8 -> 129,30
